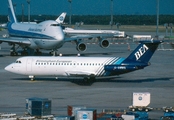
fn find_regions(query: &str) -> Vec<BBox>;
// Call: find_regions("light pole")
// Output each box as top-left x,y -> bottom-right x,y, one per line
21,4 -> 24,22
156,0 -> 159,38
68,0 -> 72,25
26,0 -> 31,23
110,0 -> 113,29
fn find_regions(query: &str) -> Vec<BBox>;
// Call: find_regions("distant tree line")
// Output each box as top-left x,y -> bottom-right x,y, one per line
0,15 -> 173,25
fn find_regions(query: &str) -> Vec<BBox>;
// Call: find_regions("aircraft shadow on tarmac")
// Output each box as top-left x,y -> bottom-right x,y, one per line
11,77 -> 172,86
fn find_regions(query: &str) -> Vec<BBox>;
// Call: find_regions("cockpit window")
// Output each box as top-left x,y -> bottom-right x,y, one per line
50,24 -> 60,26
16,60 -> 21,63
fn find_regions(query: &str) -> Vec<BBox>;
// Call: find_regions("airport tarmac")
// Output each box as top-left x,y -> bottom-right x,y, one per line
0,40 -> 174,119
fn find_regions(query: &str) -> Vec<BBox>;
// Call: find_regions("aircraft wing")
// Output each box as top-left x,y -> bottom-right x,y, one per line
0,37 -> 31,45
65,71 -> 95,77
64,35 -> 94,42
64,32 -> 125,42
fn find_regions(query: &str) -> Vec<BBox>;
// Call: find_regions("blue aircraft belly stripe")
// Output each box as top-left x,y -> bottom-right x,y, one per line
113,58 -> 125,65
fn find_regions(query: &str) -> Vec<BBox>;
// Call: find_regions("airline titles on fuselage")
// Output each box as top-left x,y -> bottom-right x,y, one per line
35,59 -> 104,66
28,28 -> 42,32
36,60 -> 72,63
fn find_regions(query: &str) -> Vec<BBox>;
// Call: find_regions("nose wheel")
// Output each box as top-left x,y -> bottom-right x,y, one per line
29,75 -> 35,81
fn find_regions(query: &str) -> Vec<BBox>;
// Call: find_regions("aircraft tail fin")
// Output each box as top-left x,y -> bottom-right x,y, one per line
8,0 -> 17,23
55,12 -> 66,24
123,40 -> 162,64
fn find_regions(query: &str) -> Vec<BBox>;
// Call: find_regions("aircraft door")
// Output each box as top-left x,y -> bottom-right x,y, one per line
26,59 -> 32,72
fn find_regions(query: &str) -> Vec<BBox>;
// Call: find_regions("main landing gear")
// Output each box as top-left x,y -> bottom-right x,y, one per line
10,44 -> 42,56
10,44 -> 18,56
49,50 -> 58,56
29,75 -> 35,81
21,48 -> 42,56
34,49 -> 42,56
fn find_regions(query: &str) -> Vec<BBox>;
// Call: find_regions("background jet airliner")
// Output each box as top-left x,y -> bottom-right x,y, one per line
1,0 -> 113,56
0,0 -> 65,56
58,13 -> 125,52
0,0 -> 121,56
5,40 -> 162,83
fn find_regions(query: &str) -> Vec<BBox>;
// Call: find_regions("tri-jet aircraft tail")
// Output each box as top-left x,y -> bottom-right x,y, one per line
104,40 -> 163,75
124,40 -> 161,64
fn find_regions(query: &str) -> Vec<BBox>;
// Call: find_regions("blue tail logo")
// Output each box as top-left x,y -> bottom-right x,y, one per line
124,40 -> 163,64
134,44 -> 149,60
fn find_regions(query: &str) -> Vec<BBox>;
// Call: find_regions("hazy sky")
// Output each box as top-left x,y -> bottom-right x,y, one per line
0,0 -> 174,16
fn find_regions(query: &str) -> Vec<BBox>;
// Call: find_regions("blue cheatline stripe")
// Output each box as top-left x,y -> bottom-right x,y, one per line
113,58 -> 125,65
108,57 -> 119,65
97,57 -> 121,77
97,57 -> 118,76
8,24 -> 54,39
101,57 -> 125,77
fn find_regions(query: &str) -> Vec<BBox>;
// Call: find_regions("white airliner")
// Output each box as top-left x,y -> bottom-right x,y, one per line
5,40 -> 162,82
0,0 -> 65,56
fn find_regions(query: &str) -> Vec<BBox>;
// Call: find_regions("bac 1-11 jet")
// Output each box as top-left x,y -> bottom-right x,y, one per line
5,40 -> 162,83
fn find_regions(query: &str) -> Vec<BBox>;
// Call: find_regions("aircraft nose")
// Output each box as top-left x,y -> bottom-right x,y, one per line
56,27 -> 65,40
5,64 -> 13,72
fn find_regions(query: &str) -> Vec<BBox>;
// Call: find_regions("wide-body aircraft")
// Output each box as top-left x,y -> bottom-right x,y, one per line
5,40 -> 162,83
0,0 -> 66,56
0,0 -> 123,56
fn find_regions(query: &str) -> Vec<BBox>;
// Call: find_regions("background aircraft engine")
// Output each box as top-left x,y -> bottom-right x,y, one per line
99,39 -> 110,48
76,42 -> 87,51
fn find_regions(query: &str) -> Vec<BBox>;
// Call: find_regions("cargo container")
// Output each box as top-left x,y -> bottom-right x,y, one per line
76,109 -> 97,120
25,97 -> 51,116
132,92 -> 150,107
67,105 -> 86,116
129,92 -> 152,111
